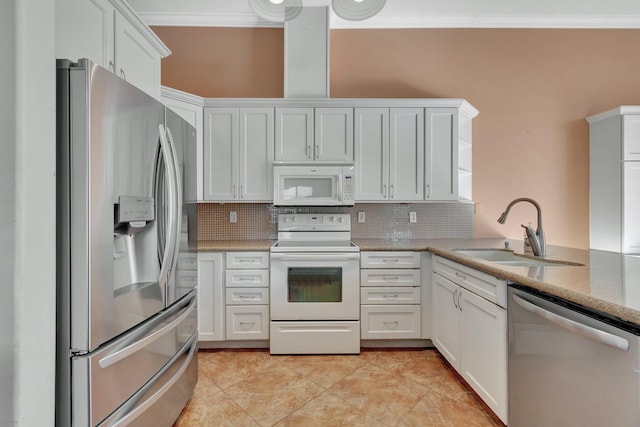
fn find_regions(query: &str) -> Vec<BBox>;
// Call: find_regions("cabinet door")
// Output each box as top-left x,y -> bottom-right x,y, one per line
239,108 -> 274,201
355,108 -> 389,201
459,288 -> 508,424
432,274 -> 461,370
197,253 -> 225,341
623,162 -> 640,253
275,108 -> 314,161
114,13 -> 161,98
622,115 -> 640,160
56,0 -> 115,70
203,108 -> 238,201
389,108 -> 424,201
425,108 -> 458,200
315,108 -> 354,161
162,95 -> 204,201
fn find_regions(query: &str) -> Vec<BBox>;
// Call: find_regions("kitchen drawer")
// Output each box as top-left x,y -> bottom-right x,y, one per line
361,305 -> 421,339
225,269 -> 269,288
176,270 -> 197,288
360,251 -> 420,269
360,269 -> 420,287
360,286 -> 421,305
433,256 -> 507,308
177,252 -> 197,270
226,287 -> 269,305
226,252 -> 269,269
225,306 -> 269,340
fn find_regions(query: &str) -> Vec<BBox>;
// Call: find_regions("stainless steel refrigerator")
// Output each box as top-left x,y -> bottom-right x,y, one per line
56,58 -> 198,426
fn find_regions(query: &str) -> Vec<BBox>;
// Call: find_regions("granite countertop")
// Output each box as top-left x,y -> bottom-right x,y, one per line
197,240 -> 275,251
356,237 -> 640,331
197,237 -> 640,330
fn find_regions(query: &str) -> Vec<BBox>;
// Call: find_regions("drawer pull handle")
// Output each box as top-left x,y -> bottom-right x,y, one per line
238,277 -> 256,281
382,277 -> 399,281
383,321 -> 399,330
383,259 -> 399,263
455,272 -> 467,280
239,321 -> 256,330
453,289 -> 458,309
238,295 -> 256,300
238,259 -> 257,264
383,294 -> 399,299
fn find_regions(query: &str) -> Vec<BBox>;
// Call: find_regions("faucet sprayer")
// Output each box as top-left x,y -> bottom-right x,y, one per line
497,197 -> 546,257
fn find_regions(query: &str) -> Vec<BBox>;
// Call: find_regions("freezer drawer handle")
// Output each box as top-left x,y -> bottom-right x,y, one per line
512,293 -> 629,351
98,295 -> 196,368
107,333 -> 198,427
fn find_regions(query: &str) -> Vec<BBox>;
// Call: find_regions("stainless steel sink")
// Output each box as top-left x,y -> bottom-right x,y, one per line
454,249 -> 582,267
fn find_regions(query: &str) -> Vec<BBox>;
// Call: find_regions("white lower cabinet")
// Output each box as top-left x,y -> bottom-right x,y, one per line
226,306 -> 269,340
360,251 -> 421,339
197,252 -> 225,342
432,256 -> 508,424
225,252 -> 270,340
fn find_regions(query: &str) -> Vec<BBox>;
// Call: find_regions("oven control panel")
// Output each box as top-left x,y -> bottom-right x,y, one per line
278,214 -> 351,232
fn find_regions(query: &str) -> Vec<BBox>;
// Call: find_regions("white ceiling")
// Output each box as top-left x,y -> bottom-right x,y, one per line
128,0 -> 640,28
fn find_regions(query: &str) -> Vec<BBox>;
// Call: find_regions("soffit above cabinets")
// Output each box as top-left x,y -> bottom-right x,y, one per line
128,0 -> 640,29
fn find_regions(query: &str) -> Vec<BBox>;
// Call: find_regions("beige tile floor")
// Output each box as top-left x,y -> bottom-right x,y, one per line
174,348 -> 505,427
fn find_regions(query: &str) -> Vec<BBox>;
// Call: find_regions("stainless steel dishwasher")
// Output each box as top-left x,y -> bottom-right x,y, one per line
508,286 -> 640,427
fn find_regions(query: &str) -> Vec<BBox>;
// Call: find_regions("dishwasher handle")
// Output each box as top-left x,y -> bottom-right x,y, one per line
512,293 -> 629,351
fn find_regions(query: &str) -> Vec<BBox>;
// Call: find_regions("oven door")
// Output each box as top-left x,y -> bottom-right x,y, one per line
270,252 -> 360,320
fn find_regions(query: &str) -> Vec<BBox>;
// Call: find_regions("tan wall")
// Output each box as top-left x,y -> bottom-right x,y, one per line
154,26 -> 640,249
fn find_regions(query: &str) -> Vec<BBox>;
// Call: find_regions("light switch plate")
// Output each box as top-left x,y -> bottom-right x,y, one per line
409,212 -> 417,223
358,212 -> 365,223
230,211 -> 237,223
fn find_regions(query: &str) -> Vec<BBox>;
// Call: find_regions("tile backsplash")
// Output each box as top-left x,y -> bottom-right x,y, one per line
197,203 -> 473,241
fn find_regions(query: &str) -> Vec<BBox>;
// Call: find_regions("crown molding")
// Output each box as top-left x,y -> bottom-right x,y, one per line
161,86 -> 205,106
139,11 -> 640,29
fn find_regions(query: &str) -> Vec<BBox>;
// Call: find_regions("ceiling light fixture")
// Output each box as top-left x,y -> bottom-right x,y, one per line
249,0 -> 303,22
331,0 -> 386,21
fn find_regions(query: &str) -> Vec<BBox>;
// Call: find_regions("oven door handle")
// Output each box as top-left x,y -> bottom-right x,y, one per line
270,253 -> 360,261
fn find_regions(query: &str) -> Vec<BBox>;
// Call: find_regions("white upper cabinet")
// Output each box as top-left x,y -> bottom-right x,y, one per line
588,107 -> 640,253
355,108 -> 423,201
203,107 -> 274,202
275,107 -> 354,162
315,108 -> 354,162
55,0 -> 169,98
113,13 -> 162,98
354,108 -> 389,201
275,108 -> 314,161
56,0 -> 115,70
390,108 -> 424,201
425,108 -> 473,201
161,88 -> 205,201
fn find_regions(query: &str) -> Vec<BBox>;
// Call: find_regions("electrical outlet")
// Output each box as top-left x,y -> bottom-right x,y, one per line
409,212 -> 417,223
357,212 -> 365,223
229,211 -> 237,223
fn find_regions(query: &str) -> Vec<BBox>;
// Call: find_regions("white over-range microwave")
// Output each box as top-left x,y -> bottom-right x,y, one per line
273,163 -> 355,206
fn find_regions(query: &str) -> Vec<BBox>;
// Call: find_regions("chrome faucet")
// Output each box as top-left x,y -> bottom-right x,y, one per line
497,198 -> 546,257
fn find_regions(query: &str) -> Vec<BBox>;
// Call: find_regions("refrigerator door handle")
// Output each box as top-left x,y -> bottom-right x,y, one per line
98,293 -> 196,369
158,124 -> 178,288
165,126 -> 182,276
